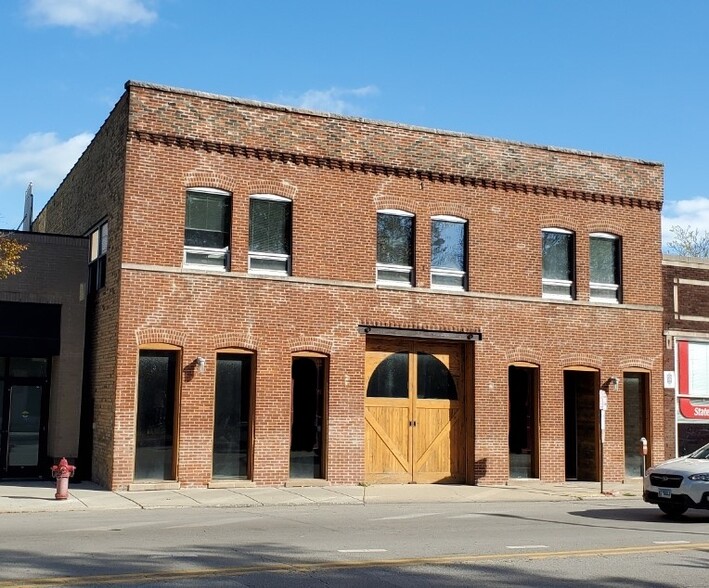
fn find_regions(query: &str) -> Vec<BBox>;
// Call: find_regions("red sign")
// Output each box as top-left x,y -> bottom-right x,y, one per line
677,341 -> 709,420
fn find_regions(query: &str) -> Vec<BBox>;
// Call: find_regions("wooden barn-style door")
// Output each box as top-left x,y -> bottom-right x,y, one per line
364,338 -> 465,484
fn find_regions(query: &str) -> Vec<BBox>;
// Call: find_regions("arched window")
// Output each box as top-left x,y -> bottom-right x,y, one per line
249,194 -> 292,275
541,227 -> 575,299
376,209 -> 414,286
431,215 -> 467,290
590,233 -> 621,302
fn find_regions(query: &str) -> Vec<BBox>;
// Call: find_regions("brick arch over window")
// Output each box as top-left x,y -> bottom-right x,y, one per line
246,179 -> 298,200
560,353 -> 602,370
184,171 -> 238,194
373,194 -> 416,215
429,203 -> 469,220
505,347 -> 542,367
211,332 -> 258,352
290,336 -> 334,356
619,357 -> 656,371
135,328 -> 187,348
589,223 -> 624,238
539,216 -> 580,234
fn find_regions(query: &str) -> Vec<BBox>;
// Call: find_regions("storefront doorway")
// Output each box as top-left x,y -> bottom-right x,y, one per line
0,357 -> 51,478
364,338 -> 465,484
564,369 -> 599,481
290,356 -> 327,479
508,365 -> 539,478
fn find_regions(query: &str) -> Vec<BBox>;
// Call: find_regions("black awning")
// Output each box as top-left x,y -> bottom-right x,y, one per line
0,301 -> 61,356
358,324 -> 481,341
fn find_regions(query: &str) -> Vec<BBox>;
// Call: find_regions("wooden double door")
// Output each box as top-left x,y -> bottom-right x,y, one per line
364,339 -> 466,483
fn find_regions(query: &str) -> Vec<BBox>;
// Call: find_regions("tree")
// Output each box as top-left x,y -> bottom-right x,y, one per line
667,225 -> 709,258
0,234 -> 27,279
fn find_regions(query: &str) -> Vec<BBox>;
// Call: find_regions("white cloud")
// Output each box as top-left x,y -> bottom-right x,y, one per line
276,86 -> 379,116
662,197 -> 709,248
26,0 -> 157,32
0,132 -> 93,192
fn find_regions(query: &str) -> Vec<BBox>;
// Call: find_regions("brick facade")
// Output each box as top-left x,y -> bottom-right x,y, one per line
662,256 -> 709,457
35,81 -> 664,490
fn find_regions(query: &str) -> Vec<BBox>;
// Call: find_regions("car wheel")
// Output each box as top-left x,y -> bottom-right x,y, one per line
658,503 -> 688,517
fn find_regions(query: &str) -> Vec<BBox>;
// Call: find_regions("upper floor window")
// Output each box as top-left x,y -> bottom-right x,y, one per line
184,188 -> 231,270
590,233 -> 621,302
542,228 -> 574,300
431,215 -> 466,290
88,220 -> 108,293
377,209 -> 414,286
249,194 -> 292,275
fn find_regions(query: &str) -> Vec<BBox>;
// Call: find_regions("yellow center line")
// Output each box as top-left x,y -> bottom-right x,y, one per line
5,542 -> 709,587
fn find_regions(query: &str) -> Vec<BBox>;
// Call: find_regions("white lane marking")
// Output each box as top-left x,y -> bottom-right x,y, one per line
338,549 -> 388,553
506,545 -> 549,550
372,513 -> 440,521
653,540 -> 690,545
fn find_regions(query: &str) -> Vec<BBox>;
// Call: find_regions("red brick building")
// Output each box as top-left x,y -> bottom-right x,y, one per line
33,81 -> 665,490
662,255 -> 709,458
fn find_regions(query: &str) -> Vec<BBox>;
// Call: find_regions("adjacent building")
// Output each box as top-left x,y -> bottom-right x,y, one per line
0,231 -> 87,478
32,81 -> 665,490
663,255 -> 709,458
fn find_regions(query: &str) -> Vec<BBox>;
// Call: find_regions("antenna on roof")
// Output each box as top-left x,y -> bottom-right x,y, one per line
18,182 -> 33,231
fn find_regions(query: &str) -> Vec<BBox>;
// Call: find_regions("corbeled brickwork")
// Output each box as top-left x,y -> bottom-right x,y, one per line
36,81 -> 664,490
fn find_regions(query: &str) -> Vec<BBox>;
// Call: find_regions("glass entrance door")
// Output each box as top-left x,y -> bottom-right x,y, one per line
7,385 -> 42,468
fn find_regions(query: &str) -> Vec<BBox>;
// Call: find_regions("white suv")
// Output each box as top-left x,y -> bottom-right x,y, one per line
643,442 -> 709,516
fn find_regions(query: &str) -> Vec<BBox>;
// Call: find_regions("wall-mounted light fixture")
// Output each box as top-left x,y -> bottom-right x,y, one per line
608,376 -> 619,392
196,357 -> 206,373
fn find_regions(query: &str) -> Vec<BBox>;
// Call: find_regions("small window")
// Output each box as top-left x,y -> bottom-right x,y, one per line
88,220 -> 108,293
377,210 -> 414,286
249,195 -> 292,275
590,233 -> 620,302
542,228 -> 575,300
431,215 -> 466,290
184,188 -> 231,270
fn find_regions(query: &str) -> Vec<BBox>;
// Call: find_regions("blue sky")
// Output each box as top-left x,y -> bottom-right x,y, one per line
1,1 -> 708,246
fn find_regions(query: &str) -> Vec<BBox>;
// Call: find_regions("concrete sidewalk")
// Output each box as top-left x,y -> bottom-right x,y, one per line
0,478 -> 644,514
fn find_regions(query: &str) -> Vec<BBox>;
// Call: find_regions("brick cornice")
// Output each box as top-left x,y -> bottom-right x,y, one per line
129,129 -> 662,211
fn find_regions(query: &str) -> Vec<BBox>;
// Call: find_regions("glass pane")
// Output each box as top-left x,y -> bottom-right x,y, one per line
8,385 -> 42,467
542,282 -> 572,298
249,199 -> 291,254
416,353 -> 457,400
185,249 -> 227,268
213,355 -> 251,479
377,267 -> 412,284
590,286 -> 618,301
542,231 -> 572,281
624,374 -> 646,477
590,236 -> 618,285
431,272 -> 465,289
185,192 -> 229,248
99,222 -> 108,255
366,353 -> 409,398
377,213 -> 413,266
431,220 -> 465,271
249,255 -> 289,273
9,358 -> 48,378
135,351 -> 176,480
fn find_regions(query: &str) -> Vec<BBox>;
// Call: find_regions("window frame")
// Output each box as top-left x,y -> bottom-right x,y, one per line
248,194 -> 292,276
183,187 -> 231,271
430,214 -> 467,291
541,227 -> 575,300
376,209 -> 415,287
88,220 -> 108,293
589,232 -> 621,303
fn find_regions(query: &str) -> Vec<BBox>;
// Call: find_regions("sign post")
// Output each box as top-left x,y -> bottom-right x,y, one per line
599,389 -> 608,495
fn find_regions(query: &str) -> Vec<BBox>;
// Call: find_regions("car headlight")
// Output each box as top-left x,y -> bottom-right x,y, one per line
688,473 -> 709,482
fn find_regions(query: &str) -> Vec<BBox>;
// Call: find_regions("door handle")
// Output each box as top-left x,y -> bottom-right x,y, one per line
409,420 -> 417,427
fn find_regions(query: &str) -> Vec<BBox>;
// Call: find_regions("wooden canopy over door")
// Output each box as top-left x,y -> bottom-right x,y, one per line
364,338 -> 466,484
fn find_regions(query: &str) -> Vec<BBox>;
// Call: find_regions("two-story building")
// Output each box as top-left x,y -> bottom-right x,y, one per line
33,81 -> 665,490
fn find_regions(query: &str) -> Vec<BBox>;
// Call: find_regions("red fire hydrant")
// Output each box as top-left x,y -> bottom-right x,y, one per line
51,458 -> 76,500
